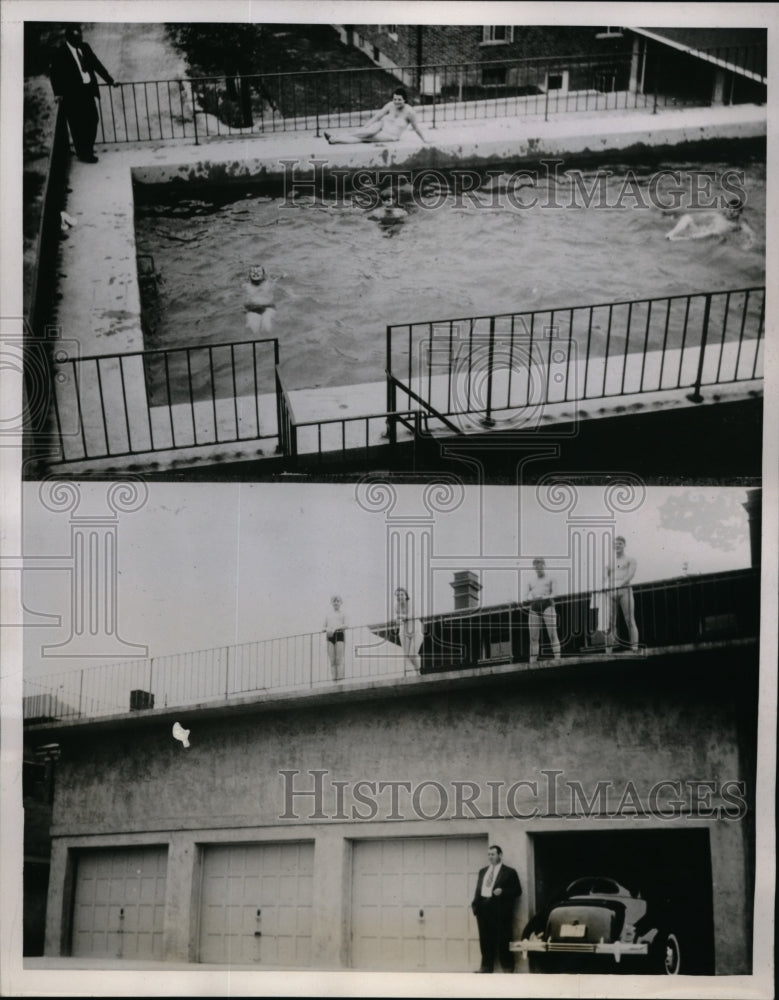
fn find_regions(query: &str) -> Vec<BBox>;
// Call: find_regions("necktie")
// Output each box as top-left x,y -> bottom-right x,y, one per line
485,865 -> 495,889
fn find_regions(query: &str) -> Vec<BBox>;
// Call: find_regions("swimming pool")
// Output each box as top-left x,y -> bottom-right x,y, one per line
134,159 -> 765,394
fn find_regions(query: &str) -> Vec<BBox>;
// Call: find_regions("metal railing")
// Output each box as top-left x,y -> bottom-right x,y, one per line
23,568 -> 758,724
52,337 -> 280,462
386,287 -> 765,432
91,47 -> 745,146
698,44 -> 767,82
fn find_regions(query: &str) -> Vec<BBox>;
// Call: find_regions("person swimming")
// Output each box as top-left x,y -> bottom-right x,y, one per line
324,88 -> 427,145
664,197 -> 755,248
367,198 -> 408,222
243,265 -> 276,335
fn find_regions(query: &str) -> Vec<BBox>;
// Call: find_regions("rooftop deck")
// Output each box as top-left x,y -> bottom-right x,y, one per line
23,567 -> 759,731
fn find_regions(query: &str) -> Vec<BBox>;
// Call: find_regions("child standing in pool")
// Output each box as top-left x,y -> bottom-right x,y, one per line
244,265 -> 276,335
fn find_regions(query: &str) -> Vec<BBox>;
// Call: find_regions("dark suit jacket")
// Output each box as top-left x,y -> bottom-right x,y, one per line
472,863 -> 522,918
50,41 -> 114,99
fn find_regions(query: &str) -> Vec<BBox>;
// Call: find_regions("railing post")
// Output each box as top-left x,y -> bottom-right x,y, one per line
431,68 -> 437,129
687,293 -> 712,403
544,74 -> 550,121
386,374 -> 397,446
481,316 -> 496,427
191,81 -> 199,145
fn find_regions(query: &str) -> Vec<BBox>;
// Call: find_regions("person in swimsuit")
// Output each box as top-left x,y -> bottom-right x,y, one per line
395,587 -> 423,674
367,197 -> 408,222
526,558 -> 561,663
243,265 -> 276,336
324,595 -> 347,681
664,197 -> 756,248
324,88 -> 427,144
605,536 -> 639,652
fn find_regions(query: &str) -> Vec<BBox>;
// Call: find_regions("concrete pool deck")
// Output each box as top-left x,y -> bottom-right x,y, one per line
48,101 -> 766,473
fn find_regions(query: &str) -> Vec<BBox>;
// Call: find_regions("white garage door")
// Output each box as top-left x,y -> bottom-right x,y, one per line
199,842 -> 313,966
71,846 -> 167,959
351,836 -> 485,971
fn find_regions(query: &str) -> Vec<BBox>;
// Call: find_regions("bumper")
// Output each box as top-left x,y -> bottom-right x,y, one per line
510,939 -> 649,963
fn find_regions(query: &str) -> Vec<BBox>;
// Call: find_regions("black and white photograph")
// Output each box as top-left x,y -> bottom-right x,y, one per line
0,1 -> 776,997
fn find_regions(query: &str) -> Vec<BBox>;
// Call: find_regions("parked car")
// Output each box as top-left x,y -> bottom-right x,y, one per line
511,876 -> 683,974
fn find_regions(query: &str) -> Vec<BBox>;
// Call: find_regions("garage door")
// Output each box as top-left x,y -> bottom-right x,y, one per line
71,846 -> 167,959
351,836 -> 485,971
199,842 -> 313,966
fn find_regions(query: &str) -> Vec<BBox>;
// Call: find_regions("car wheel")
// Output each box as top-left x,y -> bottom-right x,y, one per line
657,931 -> 682,975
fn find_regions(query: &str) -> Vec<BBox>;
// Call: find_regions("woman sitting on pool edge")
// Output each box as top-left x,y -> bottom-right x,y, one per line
324,88 -> 427,145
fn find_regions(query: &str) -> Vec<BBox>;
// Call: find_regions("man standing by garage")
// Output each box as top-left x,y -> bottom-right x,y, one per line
49,24 -> 119,163
471,844 -> 522,972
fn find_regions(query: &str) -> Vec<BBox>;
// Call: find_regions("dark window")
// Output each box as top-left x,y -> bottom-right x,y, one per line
482,66 -> 508,86
547,73 -> 564,90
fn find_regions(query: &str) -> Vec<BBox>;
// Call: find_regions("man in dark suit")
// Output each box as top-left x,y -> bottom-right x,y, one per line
49,24 -> 119,163
471,844 -> 522,972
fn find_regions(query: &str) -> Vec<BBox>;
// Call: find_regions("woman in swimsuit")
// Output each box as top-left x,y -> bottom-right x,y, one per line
395,587 -> 423,674
324,88 -> 427,145
324,595 -> 347,681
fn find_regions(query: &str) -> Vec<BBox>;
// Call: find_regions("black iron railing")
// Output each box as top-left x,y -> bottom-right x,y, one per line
91,47 -> 753,146
386,287 -> 765,432
23,567 -> 758,724
52,337 -> 279,462
698,45 -> 767,81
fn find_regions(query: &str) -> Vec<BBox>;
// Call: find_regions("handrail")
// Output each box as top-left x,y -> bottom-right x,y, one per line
386,285 -> 765,425
23,567 -> 759,724
89,44 -> 764,145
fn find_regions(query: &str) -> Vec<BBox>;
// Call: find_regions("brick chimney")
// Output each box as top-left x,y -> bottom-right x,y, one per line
742,488 -> 761,567
451,570 -> 482,611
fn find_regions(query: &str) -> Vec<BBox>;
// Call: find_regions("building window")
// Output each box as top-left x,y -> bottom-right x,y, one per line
385,25 -> 398,40
482,26 -> 514,44
373,45 -> 380,62
482,66 -> 508,86
545,69 -> 569,93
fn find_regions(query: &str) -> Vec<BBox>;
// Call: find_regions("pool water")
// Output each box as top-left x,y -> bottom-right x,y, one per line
134,161 -> 765,393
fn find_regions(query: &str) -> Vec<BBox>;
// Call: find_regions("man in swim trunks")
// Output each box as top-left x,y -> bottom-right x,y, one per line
526,558 -> 561,663
605,536 -> 639,652
324,594 -> 347,681
244,265 -> 276,335
324,87 -> 427,144
664,197 -> 756,248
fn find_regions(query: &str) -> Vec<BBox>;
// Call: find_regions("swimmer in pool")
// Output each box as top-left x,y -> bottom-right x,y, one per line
324,88 -> 427,145
664,197 -> 756,248
367,198 -> 408,222
243,265 -> 276,335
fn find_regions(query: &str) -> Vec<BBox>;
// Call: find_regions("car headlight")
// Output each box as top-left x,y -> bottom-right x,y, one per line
620,923 -> 637,943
